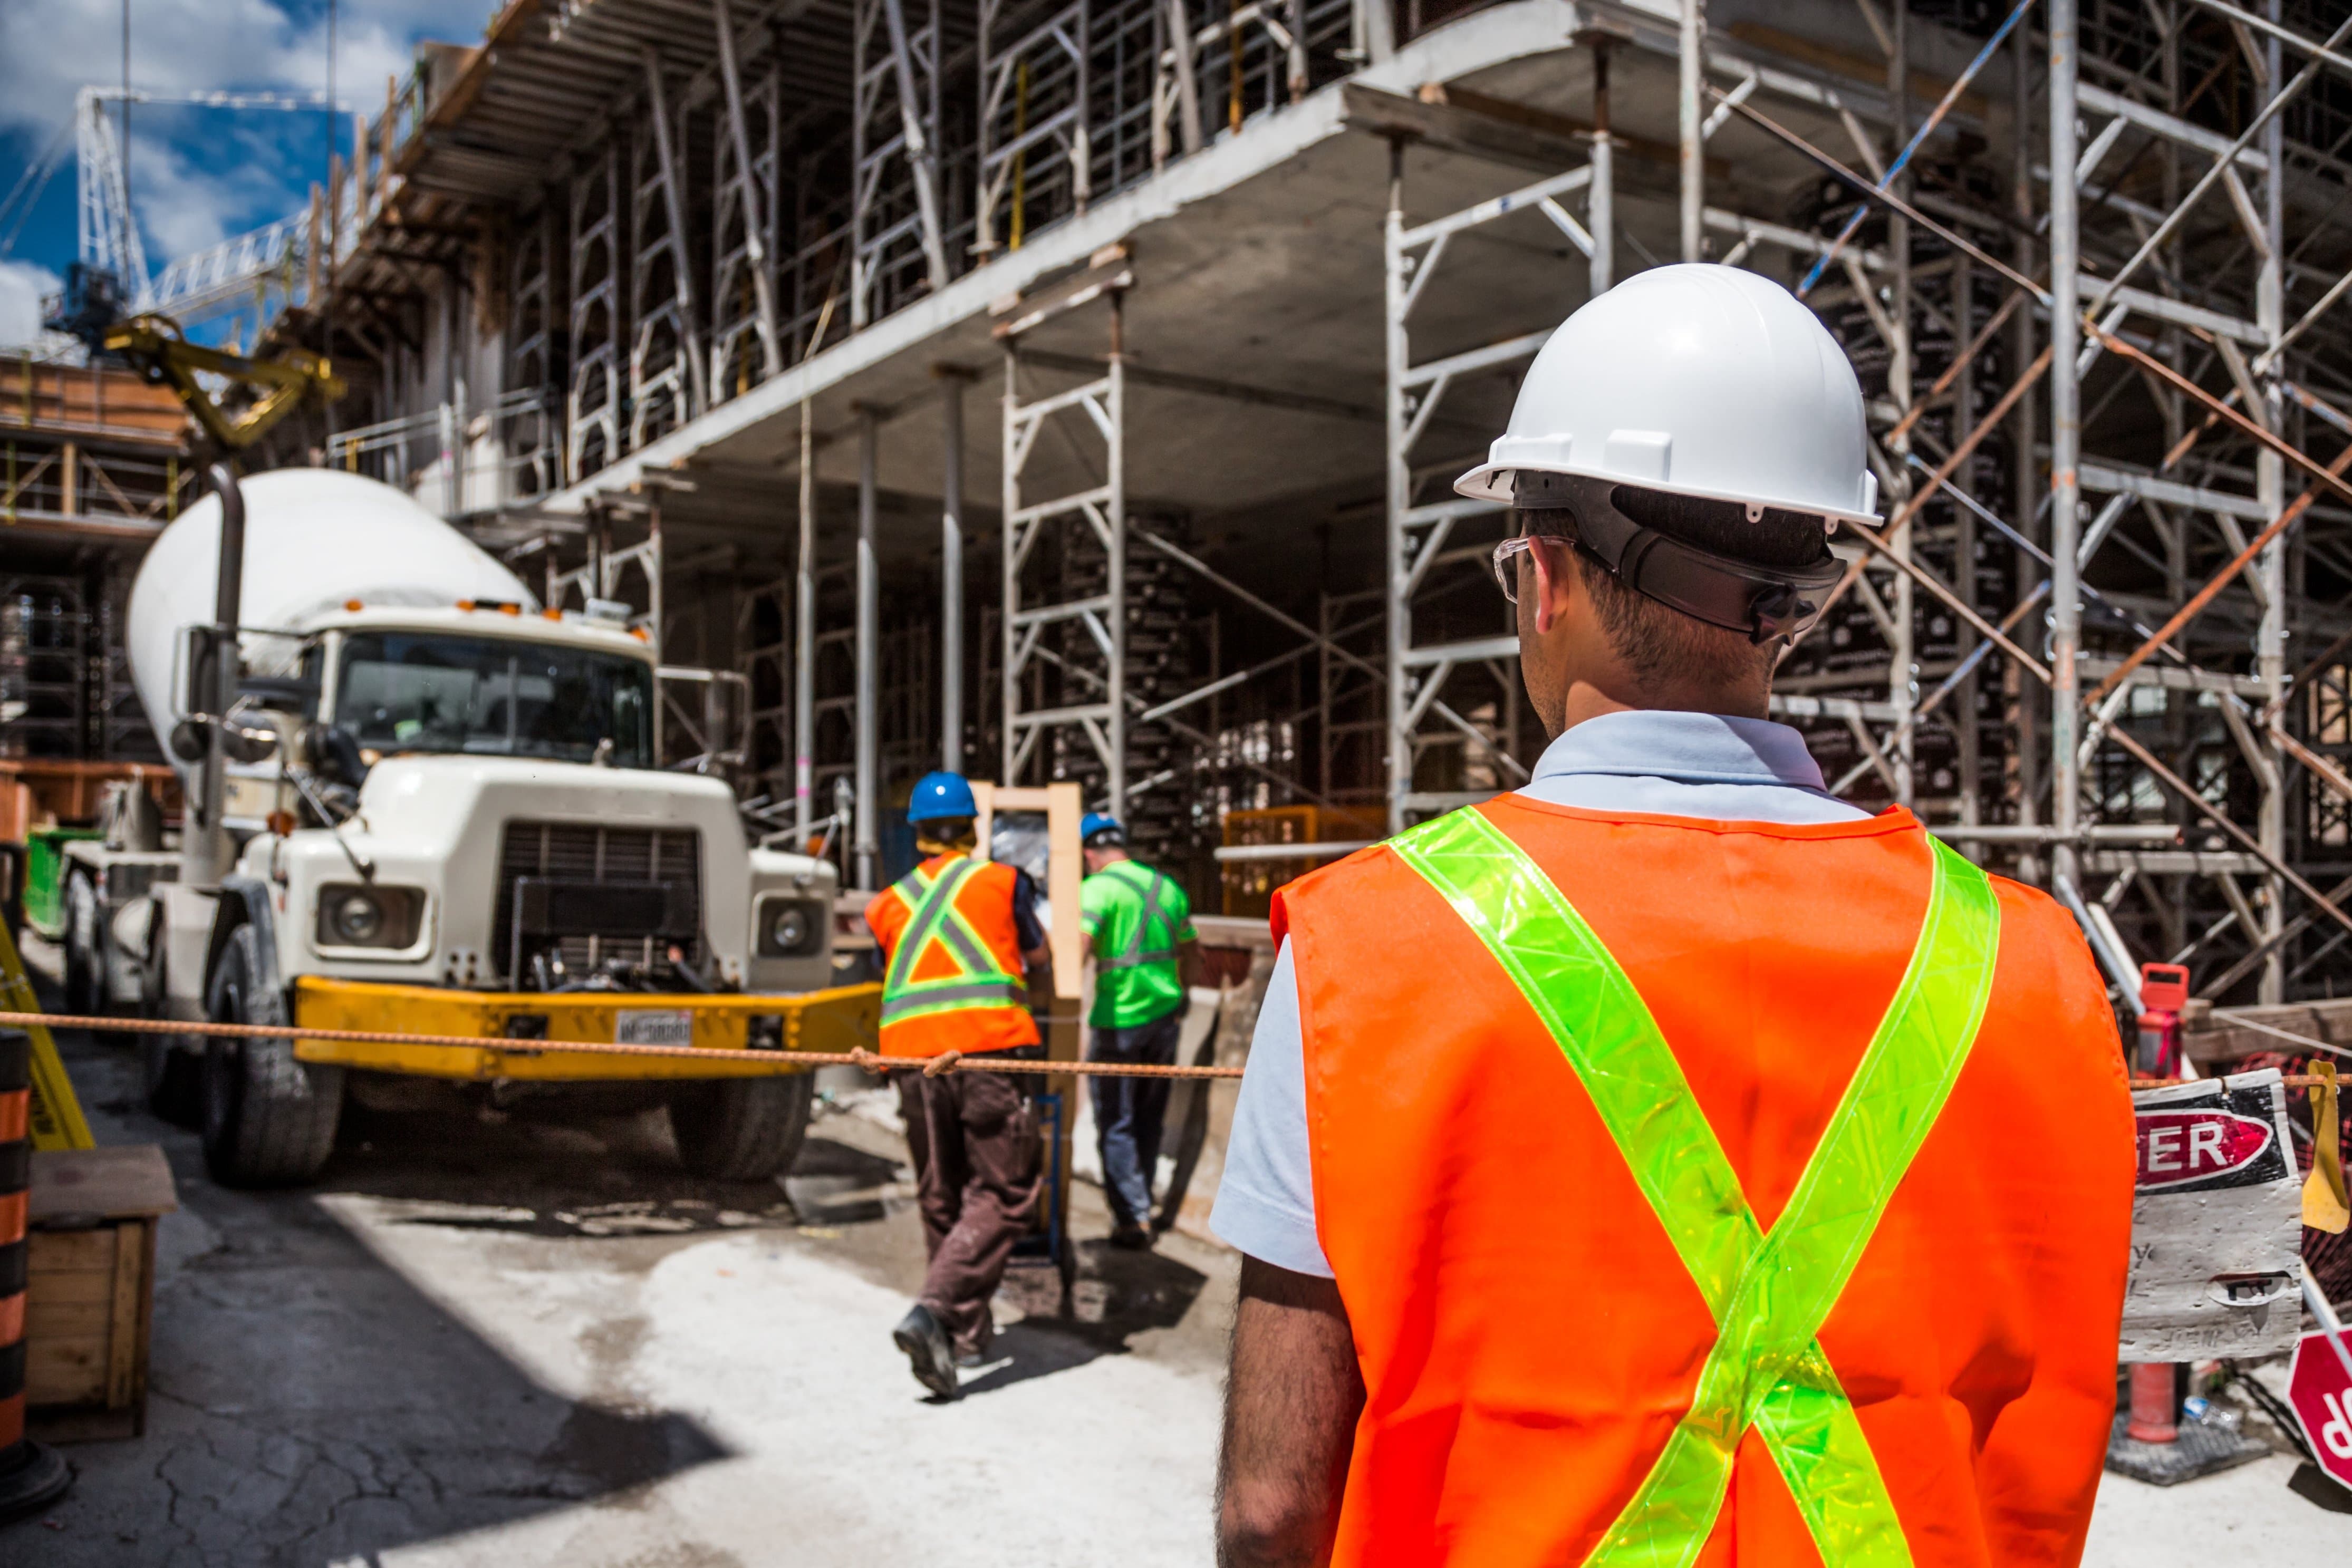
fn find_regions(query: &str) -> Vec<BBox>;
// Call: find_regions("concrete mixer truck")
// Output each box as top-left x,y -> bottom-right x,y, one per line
56,466 -> 872,1186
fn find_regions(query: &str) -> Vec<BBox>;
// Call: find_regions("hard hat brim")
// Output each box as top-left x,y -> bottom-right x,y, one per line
1453,461 -> 1883,529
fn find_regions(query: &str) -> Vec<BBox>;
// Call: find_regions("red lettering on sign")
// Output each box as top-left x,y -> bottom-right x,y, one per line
2134,1109 -> 2273,1189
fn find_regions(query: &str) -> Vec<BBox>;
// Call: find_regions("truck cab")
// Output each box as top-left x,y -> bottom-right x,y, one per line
66,469 -> 873,1188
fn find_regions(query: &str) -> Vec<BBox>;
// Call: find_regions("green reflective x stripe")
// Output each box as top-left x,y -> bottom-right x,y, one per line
1390,809 -> 1999,1568
1100,864 -> 1179,970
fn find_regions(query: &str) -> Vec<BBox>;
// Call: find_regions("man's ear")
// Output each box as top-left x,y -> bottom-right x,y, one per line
1529,537 -> 1577,636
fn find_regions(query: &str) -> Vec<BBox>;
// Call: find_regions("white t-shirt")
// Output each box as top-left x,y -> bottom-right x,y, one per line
1207,709 -> 1873,1277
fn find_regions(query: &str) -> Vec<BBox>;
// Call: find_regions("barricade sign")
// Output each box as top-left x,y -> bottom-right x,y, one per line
2120,1069 -> 2302,1361
2289,1327 -> 2352,1493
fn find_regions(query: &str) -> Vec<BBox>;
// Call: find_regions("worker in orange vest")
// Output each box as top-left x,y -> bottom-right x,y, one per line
865,771 -> 1053,1400
1210,266 -> 2136,1565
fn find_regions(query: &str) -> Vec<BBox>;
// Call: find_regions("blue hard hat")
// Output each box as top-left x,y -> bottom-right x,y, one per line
1081,812 -> 1125,846
907,771 -> 978,824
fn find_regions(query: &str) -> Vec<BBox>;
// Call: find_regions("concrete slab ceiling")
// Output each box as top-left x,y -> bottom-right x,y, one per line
562,0 -> 1998,588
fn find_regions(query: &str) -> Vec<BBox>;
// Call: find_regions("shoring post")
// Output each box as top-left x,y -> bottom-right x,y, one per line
1383,139 -> 1411,833
2048,0 -> 2083,886
795,397 -> 816,844
2256,1 -> 2288,1000
939,365 -> 968,770
1886,0 -> 1915,807
1679,0 -> 1704,262
1588,38 -> 1614,294
855,403 -> 881,890
1106,297 -> 1129,820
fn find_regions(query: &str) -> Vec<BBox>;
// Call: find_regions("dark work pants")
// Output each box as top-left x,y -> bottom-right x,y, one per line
897,1066 -> 1042,1354
1087,1010 -> 1183,1232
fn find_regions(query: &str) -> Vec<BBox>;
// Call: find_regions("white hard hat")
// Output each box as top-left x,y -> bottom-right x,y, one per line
1455,264 -> 1880,526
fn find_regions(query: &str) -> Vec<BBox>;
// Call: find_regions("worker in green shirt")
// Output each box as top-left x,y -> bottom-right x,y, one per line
1077,812 -> 1204,1248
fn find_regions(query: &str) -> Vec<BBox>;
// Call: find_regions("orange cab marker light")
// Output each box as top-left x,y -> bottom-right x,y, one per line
499,603 -> 522,615
630,626 -> 649,642
457,599 -> 477,612
542,607 -> 563,621
344,599 -> 363,612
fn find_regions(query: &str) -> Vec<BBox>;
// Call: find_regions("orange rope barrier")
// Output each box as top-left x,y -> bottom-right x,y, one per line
0,1011 -> 1243,1080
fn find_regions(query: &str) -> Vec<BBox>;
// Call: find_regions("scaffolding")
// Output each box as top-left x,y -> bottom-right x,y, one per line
204,0 -> 2352,1006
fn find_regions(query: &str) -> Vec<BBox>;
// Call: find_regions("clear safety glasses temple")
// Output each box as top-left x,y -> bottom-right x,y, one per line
1491,535 -> 1543,604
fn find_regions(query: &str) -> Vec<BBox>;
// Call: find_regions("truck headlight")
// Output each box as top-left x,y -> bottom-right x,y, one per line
756,896 -> 826,957
315,884 -> 426,950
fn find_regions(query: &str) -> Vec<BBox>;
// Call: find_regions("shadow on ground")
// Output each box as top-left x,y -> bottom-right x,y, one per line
16,982 -> 739,1566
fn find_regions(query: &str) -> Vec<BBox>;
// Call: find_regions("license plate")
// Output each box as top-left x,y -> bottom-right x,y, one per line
615,1009 -> 694,1048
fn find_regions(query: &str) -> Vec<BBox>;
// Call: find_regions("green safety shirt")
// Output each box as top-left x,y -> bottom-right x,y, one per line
1079,858 -> 1196,1028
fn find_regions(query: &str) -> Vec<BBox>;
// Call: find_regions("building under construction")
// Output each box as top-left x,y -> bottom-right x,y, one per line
12,0 -> 2352,1008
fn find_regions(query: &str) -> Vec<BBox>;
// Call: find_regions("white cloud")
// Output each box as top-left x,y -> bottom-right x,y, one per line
0,260 -> 63,347
0,0 -> 487,268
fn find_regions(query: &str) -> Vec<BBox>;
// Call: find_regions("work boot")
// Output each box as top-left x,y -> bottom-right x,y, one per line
892,1304 -> 961,1400
1110,1222 -> 1152,1251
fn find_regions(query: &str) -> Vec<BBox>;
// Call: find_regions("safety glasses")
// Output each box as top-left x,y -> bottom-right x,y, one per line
1491,535 -> 1544,604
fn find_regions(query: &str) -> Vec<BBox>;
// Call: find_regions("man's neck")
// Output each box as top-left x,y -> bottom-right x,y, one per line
1550,679 -> 1769,738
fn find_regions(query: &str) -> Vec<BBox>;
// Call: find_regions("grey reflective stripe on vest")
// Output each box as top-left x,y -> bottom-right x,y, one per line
1098,864 -> 1179,971
880,977 -> 1026,1022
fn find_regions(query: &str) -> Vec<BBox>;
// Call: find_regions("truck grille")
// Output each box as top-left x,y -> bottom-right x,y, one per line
492,821 -> 704,979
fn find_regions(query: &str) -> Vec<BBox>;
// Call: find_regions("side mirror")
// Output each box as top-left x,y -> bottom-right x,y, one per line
301,722 -> 371,788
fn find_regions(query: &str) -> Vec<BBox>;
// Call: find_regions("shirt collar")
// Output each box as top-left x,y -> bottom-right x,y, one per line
1530,709 -> 1833,792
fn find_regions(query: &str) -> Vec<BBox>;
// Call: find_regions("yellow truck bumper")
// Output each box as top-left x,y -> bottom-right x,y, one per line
290,977 -> 881,1081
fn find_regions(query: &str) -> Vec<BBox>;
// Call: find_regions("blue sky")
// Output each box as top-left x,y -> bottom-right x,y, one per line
0,0 -> 490,345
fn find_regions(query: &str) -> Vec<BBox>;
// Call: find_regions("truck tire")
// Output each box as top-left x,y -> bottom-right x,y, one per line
200,924 -> 343,1186
61,872 -> 101,1019
668,1071 -> 813,1181
145,1032 -> 201,1127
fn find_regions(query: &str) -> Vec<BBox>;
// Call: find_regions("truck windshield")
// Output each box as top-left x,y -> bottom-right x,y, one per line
335,632 -> 654,768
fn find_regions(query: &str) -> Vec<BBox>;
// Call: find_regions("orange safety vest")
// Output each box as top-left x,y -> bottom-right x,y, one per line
1273,797 -> 2134,1568
864,853 -> 1040,1058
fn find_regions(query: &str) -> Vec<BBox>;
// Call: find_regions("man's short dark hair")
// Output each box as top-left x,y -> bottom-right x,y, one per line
1518,485 -> 1833,689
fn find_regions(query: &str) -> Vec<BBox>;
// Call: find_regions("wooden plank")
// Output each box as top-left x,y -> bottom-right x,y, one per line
26,1337 -> 108,1407
25,1300 -> 112,1338
28,1228 -> 116,1272
26,1270 -> 114,1306
106,1219 -> 144,1408
30,1145 -> 179,1223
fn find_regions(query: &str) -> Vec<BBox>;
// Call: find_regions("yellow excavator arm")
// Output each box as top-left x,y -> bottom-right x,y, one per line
102,314 -> 346,451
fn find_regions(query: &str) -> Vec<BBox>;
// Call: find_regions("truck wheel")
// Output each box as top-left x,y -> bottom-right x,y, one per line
201,924 -> 343,1186
145,1033 -> 201,1127
668,1071 -> 813,1181
61,872 -> 101,1019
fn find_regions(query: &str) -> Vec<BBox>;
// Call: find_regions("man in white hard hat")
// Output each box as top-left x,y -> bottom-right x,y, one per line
1209,265 -> 2132,1566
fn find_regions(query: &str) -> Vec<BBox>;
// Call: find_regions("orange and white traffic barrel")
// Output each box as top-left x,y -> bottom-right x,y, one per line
0,1030 -> 68,1521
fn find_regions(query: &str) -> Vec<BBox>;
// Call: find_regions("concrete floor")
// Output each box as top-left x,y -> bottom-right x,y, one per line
8,942 -> 2349,1563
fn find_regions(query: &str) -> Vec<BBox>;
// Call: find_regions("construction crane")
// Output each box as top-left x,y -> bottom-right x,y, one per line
2,85 -> 341,353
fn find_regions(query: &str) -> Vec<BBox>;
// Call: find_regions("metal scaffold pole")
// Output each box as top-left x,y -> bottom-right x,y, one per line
940,367 -> 967,772
856,404 -> 881,889
2048,0 -> 2083,889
